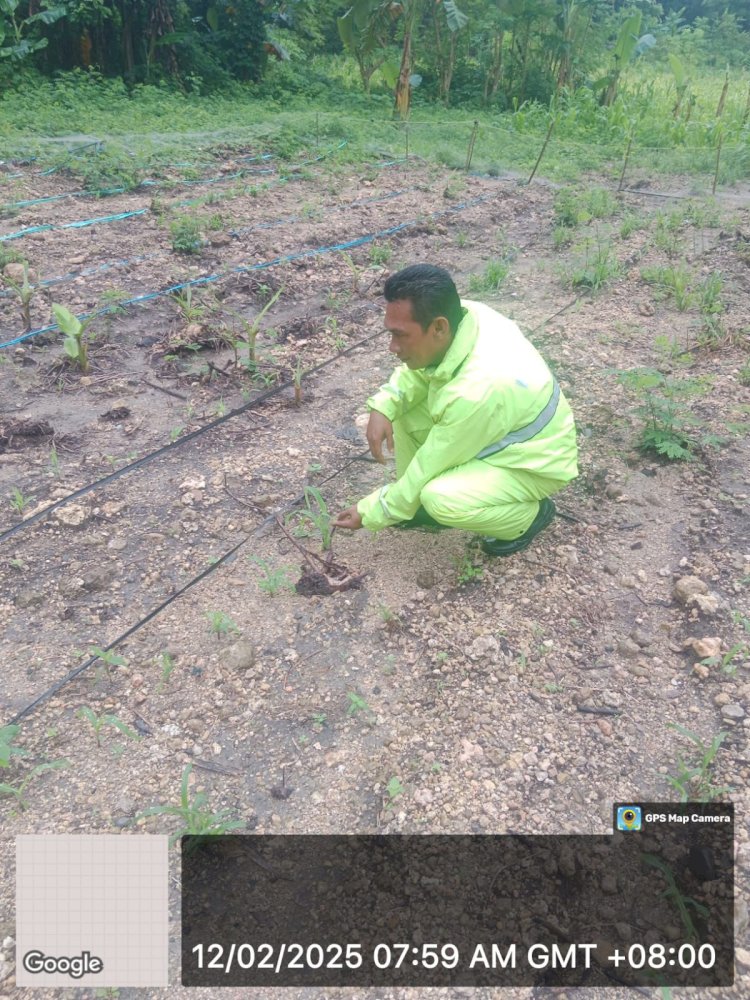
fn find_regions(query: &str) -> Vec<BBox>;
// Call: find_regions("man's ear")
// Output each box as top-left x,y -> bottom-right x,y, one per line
431,316 -> 451,343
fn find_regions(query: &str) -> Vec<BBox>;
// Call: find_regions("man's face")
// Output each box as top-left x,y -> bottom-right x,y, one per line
385,299 -> 448,370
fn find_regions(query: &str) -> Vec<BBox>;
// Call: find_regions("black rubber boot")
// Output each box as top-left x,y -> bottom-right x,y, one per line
395,506 -> 450,531
480,498 -> 556,557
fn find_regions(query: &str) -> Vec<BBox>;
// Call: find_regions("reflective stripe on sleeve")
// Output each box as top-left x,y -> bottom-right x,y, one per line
379,485 -> 393,520
476,380 -> 561,460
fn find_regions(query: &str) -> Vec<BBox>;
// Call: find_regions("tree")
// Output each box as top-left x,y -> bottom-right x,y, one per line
430,0 -> 469,104
338,0 -> 394,93
0,0 -> 66,65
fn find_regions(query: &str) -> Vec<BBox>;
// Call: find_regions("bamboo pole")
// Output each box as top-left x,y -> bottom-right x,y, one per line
464,120 -> 479,172
527,115 -> 556,185
617,132 -> 633,192
712,132 -> 723,196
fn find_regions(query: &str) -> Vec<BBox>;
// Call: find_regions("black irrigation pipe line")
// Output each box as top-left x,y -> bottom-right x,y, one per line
5,448 -> 371,727
0,328 -> 383,546
4,293 -> 584,727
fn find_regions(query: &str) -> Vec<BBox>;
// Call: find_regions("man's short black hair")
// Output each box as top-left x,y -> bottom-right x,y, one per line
384,264 -> 463,334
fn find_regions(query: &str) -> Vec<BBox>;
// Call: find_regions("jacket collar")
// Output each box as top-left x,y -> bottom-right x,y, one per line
425,304 -> 477,382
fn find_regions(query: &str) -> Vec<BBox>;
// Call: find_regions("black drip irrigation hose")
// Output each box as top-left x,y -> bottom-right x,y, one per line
3,293 -> 584,726
0,328 -> 382,545
5,448 -> 370,727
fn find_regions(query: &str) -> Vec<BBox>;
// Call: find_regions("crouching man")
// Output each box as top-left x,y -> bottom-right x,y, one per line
334,264 -> 578,556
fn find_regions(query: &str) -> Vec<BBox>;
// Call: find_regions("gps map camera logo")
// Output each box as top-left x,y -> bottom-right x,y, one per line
616,806 -> 642,832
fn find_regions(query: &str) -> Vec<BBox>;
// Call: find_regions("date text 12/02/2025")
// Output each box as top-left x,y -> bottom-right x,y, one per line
190,941 -> 718,975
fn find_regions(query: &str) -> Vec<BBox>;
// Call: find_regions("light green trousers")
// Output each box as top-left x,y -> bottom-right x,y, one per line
394,404 -> 568,541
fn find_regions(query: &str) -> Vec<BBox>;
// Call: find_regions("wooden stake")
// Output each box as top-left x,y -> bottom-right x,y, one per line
617,132 -> 633,192
527,115 -> 556,185
464,120 -> 479,172
712,132 -> 723,195
715,72 -> 728,118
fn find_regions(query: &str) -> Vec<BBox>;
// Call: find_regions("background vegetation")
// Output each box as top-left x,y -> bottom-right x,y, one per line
1,2 -> 749,187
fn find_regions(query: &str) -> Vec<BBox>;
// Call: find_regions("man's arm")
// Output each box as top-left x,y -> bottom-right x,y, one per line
366,365 -> 429,422
357,391 -> 511,531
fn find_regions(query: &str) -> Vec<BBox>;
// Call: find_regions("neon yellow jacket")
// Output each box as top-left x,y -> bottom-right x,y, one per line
357,300 -> 578,531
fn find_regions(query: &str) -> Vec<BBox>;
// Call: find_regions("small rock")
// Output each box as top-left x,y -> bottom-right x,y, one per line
693,593 -> 719,615
605,484 -> 623,500
414,788 -> 433,807
630,628 -> 653,648
714,692 -> 730,707
617,638 -> 640,659
81,565 -> 116,592
693,664 -> 710,679
223,640 -> 257,671
620,575 -> 637,588
686,636 -> 722,659
469,636 -> 499,661
601,874 -> 617,893
673,575 -> 708,605
416,569 -> 437,589
721,704 -> 745,722
14,589 -> 45,609
54,504 -> 88,527
597,719 -> 613,737
602,690 -> 622,708
736,947 -> 750,972
179,475 -> 206,492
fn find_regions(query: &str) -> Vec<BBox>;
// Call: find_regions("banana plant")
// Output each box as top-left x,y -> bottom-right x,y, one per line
0,0 -> 66,63
596,12 -> 656,107
52,304 -> 97,374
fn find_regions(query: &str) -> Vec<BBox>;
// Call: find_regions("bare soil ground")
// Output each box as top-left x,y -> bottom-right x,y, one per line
0,148 -> 749,1000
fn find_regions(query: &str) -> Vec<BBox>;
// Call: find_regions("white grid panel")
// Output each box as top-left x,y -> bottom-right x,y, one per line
16,835 -> 168,986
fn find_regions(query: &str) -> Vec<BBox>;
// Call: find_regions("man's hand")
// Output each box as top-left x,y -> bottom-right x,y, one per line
367,410 -> 394,464
333,505 -> 363,530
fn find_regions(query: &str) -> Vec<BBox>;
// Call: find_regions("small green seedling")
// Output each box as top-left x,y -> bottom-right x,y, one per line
250,557 -> 294,597
0,724 -> 27,767
99,287 -> 129,316
346,691 -> 370,716
287,487 -> 333,551
138,763 -> 244,845
454,551 -> 483,585
4,262 -> 36,331
701,643 -> 747,677
172,285 -> 205,323
226,286 -> 282,366
78,707 -> 139,748
384,776 -> 404,808
53,303 -> 96,373
666,724 -> 733,802
0,759 -> 69,811
157,651 -> 177,690
369,242 -> 391,266
9,486 -> 34,515
170,215 -> 203,254
89,646 -> 127,669
311,712 -> 327,728
206,611 -> 239,641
